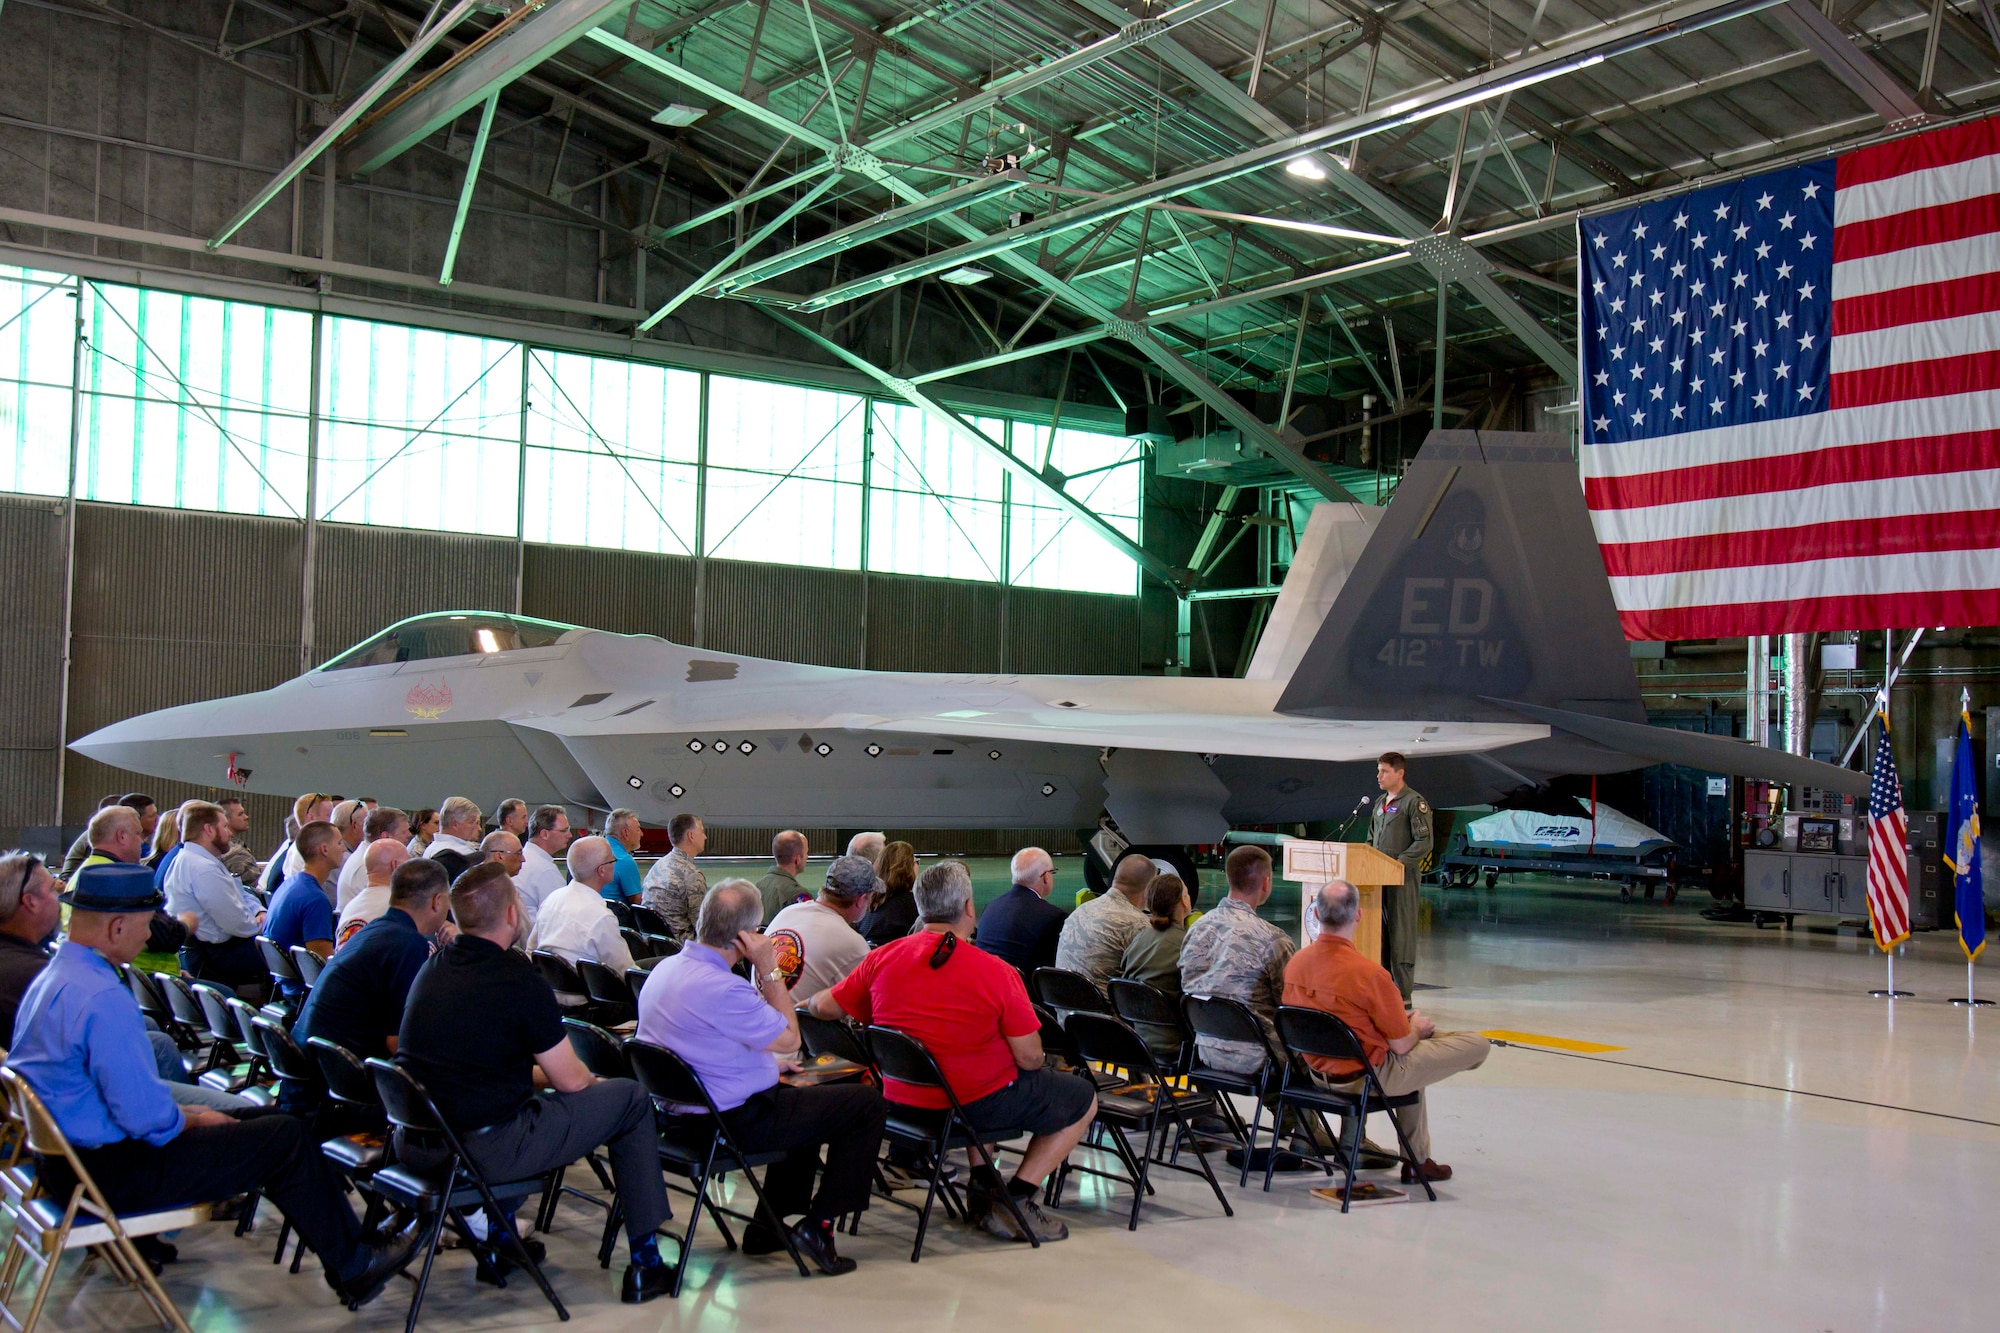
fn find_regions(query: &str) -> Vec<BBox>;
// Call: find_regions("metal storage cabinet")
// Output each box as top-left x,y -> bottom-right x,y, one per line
1742,850 -> 1871,917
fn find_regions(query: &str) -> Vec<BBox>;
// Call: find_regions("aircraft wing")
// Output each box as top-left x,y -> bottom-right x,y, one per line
840,705 -> 1547,764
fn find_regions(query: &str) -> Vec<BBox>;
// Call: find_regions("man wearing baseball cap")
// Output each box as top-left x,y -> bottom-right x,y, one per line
5,862 -> 417,1307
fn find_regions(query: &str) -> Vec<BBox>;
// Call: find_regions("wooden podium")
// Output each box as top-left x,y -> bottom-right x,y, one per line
1281,841 -> 1409,964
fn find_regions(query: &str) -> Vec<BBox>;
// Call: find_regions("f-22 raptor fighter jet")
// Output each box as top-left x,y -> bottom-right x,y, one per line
75,432 -> 1863,872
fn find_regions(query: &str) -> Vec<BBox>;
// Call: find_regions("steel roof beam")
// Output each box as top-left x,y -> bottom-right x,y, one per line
1772,0 -> 1930,127
343,0 -> 637,176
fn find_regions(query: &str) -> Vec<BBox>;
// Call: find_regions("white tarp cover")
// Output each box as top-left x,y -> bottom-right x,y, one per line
1462,799 -> 1673,854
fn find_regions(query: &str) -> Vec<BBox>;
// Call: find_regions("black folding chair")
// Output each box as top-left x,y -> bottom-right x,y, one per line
865,1025 -> 1041,1262
289,946 -> 326,990
306,1037 -> 395,1199
530,950 -> 593,1013
185,982 -> 247,1093
577,960 -> 635,1026
620,928 -> 655,961
1182,994 -> 1287,1188
257,935 -> 302,992
548,1020 -> 627,1260
1270,1006 -> 1434,1206
153,973 -> 225,1074
795,1011 -> 871,1067
1032,967 -> 1114,1017
1059,1013 -> 1234,1230
622,1038 -> 811,1296
606,898 -> 636,930
363,1059 -> 569,1330
252,1017 -> 330,1271
624,966 -> 656,1003
129,968 -> 195,1049
628,904 -> 672,939
1109,979 -> 1194,1076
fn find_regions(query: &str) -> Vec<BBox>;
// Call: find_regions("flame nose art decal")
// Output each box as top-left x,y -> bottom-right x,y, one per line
404,678 -> 454,720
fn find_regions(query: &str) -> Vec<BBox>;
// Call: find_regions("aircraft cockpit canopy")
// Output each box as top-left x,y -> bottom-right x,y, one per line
319,613 -> 581,671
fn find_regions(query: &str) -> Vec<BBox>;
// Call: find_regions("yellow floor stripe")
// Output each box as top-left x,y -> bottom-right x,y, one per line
1481,1029 -> 1626,1054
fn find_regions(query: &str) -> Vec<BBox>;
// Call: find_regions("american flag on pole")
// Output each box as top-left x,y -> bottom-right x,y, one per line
1867,719 -> 1911,952
1579,114 -> 2000,639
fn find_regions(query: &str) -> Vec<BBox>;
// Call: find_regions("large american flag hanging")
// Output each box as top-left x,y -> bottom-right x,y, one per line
1579,114 -> 2000,640
1867,720 -> 1910,953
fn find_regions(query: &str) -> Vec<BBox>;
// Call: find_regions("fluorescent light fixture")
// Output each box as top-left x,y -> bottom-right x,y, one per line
651,103 -> 704,126
940,264 -> 993,285
1284,156 -> 1327,181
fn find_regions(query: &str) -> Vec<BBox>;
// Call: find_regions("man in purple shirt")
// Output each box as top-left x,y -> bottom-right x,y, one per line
637,878 -> 884,1277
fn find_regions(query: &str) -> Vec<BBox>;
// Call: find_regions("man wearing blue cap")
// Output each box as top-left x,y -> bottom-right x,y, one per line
5,862 -> 417,1307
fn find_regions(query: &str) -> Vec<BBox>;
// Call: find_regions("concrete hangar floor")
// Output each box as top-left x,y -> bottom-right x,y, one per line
86,860 -> 1994,1332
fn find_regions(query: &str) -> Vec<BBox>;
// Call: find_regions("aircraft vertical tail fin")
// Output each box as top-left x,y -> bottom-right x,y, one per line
1273,431 -> 1645,724
1244,502 -> 1383,682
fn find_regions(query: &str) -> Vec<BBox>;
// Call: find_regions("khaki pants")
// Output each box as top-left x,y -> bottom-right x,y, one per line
1311,1031 -> 1490,1163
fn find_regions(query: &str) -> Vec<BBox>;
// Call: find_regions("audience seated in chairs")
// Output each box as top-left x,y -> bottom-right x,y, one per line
395,861 -> 674,1304
295,857 -> 453,1063
334,838 -> 410,949
532,836 -> 637,975
1054,852 -> 1152,995
1281,879 -> 1488,1185
422,797 -> 484,883
974,847 -> 1069,973
0,852 -> 249,1131
809,860 -> 1095,1244
514,805 -> 573,927
3,862 -> 416,1307
637,878 -> 886,1277
335,805 -> 408,913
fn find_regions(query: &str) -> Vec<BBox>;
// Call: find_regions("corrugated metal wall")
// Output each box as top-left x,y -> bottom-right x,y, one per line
8,502 -> 1148,837
62,502 -> 300,837
522,545 -> 697,642
0,496 -> 68,831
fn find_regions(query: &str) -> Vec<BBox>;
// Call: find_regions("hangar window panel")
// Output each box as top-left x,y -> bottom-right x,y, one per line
703,375 -> 865,568
523,349 -> 699,555
0,265 -> 77,498
866,404 -> 1006,582
316,316 -> 523,536
1007,426 -> 1141,595
76,284 -> 313,517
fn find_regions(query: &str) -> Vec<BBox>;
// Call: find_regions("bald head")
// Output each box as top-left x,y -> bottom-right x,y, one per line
567,835 -> 615,888
1010,847 -> 1054,897
1111,853 -> 1154,902
364,838 -> 410,885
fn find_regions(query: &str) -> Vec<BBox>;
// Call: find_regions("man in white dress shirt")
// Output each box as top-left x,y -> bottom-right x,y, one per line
335,807 -> 409,912
532,836 -> 635,975
514,805 -> 572,929
335,839 -> 410,948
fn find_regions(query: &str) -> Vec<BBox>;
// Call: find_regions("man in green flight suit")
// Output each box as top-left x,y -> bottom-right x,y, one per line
1369,751 -> 1433,1004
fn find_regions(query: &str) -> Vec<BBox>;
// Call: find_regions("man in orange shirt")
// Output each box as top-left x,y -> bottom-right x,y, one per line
1281,879 -> 1489,1183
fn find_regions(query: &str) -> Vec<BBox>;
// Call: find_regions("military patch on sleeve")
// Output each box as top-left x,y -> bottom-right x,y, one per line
1416,800 -> 1429,814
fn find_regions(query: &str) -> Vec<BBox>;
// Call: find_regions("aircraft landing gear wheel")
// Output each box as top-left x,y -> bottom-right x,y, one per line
1113,845 -> 1202,898
1620,886 -> 1632,904
1484,871 -> 1498,890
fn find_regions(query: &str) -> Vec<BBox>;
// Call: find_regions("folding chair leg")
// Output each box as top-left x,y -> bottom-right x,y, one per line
1170,1101 -> 1235,1218
1127,1116 -> 1161,1230
908,1146 -> 948,1263
1240,1098 -> 1265,1189
965,1132 -> 1038,1251
462,1168 -> 569,1320
398,1203 -> 453,1333
535,1166 -> 565,1232
597,1199 -> 622,1269
271,1218 -> 292,1264
1381,1097 -> 1437,1202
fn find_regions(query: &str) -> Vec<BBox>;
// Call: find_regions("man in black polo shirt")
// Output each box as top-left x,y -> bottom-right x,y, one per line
295,859 -> 451,1062
397,863 -> 673,1304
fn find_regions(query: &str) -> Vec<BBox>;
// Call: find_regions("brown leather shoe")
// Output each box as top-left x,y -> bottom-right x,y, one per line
1401,1158 -> 1452,1183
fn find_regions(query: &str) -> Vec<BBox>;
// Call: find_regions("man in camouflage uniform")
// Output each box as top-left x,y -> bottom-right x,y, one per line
218,797 -> 261,887
1053,853 -> 1150,995
1369,751 -> 1434,1004
1178,846 -> 1296,1075
642,812 -> 707,944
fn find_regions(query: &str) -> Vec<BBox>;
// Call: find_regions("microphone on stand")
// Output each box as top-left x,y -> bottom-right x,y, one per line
1336,794 -> 1372,842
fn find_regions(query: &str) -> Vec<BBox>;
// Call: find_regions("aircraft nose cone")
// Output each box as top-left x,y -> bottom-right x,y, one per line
71,699 -> 234,783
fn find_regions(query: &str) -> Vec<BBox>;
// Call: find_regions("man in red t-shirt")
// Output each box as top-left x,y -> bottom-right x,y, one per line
812,860 -> 1094,1244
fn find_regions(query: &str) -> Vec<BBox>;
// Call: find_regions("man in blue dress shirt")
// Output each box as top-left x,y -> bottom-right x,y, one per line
6,862 -> 415,1307
163,801 -> 269,993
